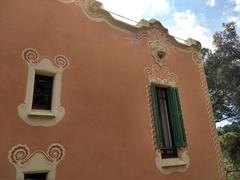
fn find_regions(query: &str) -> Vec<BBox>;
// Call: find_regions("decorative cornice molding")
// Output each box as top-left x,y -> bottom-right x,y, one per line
57,0 -> 201,51
57,0 -> 204,70
8,143 -> 65,167
58,0 -> 76,3
128,26 -> 202,66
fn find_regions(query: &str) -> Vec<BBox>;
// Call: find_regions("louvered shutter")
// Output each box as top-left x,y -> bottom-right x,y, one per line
150,83 -> 163,148
166,87 -> 187,147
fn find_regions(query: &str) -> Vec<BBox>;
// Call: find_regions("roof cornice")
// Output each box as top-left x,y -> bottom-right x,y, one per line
58,0 -> 201,51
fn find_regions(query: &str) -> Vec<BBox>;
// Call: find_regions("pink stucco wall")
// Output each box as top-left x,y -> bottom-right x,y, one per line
0,0 -> 222,179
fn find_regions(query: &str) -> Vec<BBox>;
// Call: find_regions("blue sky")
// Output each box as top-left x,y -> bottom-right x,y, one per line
99,0 -> 240,49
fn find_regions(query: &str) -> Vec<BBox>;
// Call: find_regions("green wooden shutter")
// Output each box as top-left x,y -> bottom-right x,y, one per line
175,88 -> 187,147
150,83 -> 163,148
166,87 -> 187,147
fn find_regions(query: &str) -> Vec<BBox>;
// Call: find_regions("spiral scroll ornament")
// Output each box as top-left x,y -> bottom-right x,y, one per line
22,48 -> 40,64
21,48 -> 69,70
8,144 -> 30,166
54,55 -> 69,69
8,143 -> 66,168
48,144 -> 65,162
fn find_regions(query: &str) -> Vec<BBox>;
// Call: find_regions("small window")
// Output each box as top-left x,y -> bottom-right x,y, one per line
150,83 -> 187,158
18,48 -> 69,126
24,173 -> 47,180
32,75 -> 53,110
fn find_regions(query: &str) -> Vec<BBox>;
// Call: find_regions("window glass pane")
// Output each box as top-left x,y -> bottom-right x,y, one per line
156,87 -> 173,148
24,173 -> 47,180
32,75 -> 53,110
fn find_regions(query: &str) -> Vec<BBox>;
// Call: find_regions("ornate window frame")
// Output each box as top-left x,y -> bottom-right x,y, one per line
8,143 -> 65,180
17,48 -> 69,127
145,52 -> 190,174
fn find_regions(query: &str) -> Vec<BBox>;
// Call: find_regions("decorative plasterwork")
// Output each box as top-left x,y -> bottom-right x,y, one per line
21,48 -> 69,69
18,48 -> 69,127
57,0 -> 201,51
148,40 -> 167,66
192,51 -> 203,65
8,143 -> 65,180
8,144 -> 65,167
57,0 -> 205,72
127,23 -> 203,68
58,0 -> 76,3
144,64 -> 177,86
128,24 -> 200,50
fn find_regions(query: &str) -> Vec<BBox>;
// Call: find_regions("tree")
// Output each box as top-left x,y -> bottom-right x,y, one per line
203,22 -> 240,179
218,125 -> 240,180
203,22 -> 240,123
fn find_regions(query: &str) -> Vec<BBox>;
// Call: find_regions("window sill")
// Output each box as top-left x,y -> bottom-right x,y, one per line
28,110 -> 55,117
161,158 -> 187,167
155,149 -> 190,174
18,103 -> 65,127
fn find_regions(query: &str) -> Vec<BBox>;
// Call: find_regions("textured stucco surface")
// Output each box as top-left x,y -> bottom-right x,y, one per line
0,0 -> 221,179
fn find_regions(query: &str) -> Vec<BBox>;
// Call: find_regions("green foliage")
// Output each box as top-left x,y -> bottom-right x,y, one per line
203,22 -> 240,179
218,126 -> 240,180
203,22 -> 240,122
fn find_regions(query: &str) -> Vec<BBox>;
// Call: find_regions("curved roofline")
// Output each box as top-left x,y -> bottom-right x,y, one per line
58,0 -> 201,51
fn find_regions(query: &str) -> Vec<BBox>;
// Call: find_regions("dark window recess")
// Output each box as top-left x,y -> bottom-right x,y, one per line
24,173 -> 47,180
161,148 -> 178,159
32,74 -> 53,110
151,83 -> 187,159
156,87 -> 178,159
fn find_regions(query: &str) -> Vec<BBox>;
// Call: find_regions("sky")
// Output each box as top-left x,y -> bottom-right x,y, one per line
98,0 -> 240,49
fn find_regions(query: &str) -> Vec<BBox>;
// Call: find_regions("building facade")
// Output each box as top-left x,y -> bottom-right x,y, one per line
0,0 -> 225,179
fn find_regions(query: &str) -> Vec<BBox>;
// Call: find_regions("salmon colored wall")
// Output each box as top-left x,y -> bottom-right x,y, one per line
0,0 -> 221,179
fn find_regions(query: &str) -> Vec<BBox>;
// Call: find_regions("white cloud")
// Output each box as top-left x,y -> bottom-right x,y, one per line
98,0 -> 170,23
169,10 -> 213,49
147,0 -> 170,16
227,16 -> 240,27
206,0 -> 216,7
230,0 -> 240,12
98,1 -> 213,49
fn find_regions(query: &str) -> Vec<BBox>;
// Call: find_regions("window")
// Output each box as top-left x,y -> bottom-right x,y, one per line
18,48 -> 69,126
32,75 -> 53,110
150,82 -> 187,158
24,173 -> 47,180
